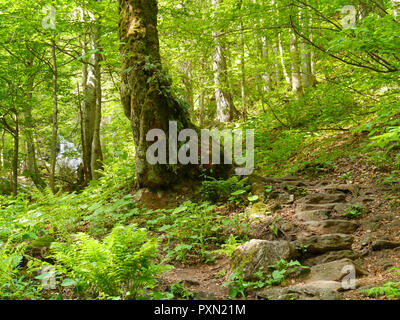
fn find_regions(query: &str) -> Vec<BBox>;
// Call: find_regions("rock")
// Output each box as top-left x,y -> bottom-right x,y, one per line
304,259 -> 367,283
333,203 -> 355,215
305,281 -> 344,292
181,279 -> 200,287
300,220 -> 359,235
256,284 -> 343,300
294,234 -> 354,255
303,250 -> 360,266
365,214 -> 394,223
230,240 -> 297,281
300,193 -> 346,205
192,290 -> 216,300
294,209 -> 330,221
371,240 -> 400,251
296,203 -> 336,213
277,193 -> 295,204
281,181 -> 307,188
362,221 -> 381,231
318,184 -> 359,194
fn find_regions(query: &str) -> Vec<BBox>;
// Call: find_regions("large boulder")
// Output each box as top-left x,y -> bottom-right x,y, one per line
293,234 -> 354,255
230,240 -> 297,281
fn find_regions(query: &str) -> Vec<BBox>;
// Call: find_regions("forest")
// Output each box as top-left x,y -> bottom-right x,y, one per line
0,0 -> 400,302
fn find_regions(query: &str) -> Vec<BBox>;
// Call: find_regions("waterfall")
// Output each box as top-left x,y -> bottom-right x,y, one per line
56,136 -> 81,171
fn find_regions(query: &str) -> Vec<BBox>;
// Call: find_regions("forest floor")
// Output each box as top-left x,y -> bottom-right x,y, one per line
154,153 -> 400,300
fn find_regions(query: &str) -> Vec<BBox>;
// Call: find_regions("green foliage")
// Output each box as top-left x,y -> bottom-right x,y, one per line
201,177 -> 250,203
170,282 -> 195,300
224,260 -> 309,299
213,235 -> 242,258
147,202 -> 223,264
0,242 -> 43,300
51,225 -> 170,300
343,205 -> 368,219
361,282 -> 400,300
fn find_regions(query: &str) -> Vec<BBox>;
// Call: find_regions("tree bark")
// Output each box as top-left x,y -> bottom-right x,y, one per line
290,7 -> 304,98
11,114 -> 19,196
49,38 -> 58,193
300,8 -> 315,89
24,60 -> 45,189
81,11 -> 103,182
119,0 -> 200,188
212,0 -> 236,123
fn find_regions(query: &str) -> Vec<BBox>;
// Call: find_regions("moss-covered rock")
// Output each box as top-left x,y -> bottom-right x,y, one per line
230,240 -> 298,281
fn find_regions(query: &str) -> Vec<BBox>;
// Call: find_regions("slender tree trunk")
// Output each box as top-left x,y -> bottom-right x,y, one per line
81,10 -> 103,182
12,115 -> 19,196
240,5 -> 247,121
300,9 -> 315,89
290,7 -> 304,98
212,0 -> 236,123
24,61 -> 45,188
90,22 -> 103,180
50,38 -> 58,193
278,33 -> 291,88
0,129 -> 4,169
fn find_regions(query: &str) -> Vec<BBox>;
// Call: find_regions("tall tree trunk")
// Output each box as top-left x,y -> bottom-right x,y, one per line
81,10 -> 103,182
212,0 -> 236,123
50,38 -> 58,193
24,60 -> 45,188
119,0 -> 199,188
278,33 -> 291,88
240,3 -> 247,121
90,23 -> 103,180
300,9 -> 315,89
290,7 -> 304,98
12,115 -> 19,196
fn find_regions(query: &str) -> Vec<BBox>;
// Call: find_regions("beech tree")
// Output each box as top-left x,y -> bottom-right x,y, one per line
119,0 -> 198,188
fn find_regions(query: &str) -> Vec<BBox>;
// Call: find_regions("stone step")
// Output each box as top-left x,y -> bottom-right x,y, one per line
293,234 -> 354,255
256,283 -> 343,300
299,220 -> 359,235
294,209 -> 331,221
304,259 -> 367,284
303,250 -> 360,267
299,193 -> 346,205
296,202 -> 353,216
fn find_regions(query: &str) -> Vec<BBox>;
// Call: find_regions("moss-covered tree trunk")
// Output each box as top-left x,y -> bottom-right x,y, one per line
119,0 -> 198,189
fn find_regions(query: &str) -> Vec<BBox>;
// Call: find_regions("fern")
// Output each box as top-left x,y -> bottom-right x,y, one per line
361,282 -> 400,299
51,224 -> 171,299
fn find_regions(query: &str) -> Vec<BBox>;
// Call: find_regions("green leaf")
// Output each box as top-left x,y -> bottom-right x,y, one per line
61,279 -> 77,287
